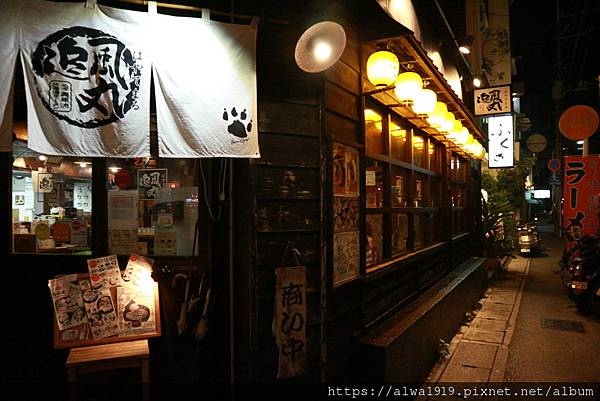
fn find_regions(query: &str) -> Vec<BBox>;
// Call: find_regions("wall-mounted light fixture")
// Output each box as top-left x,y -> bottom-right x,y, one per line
472,76 -> 482,88
295,21 -> 346,73
411,88 -> 437,115
457,35 -> 474,55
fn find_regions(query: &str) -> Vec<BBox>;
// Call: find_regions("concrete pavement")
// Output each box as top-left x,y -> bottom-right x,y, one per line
419,227 -> 600,397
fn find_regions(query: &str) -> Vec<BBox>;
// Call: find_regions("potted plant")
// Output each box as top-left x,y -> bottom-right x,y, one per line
480,196 -> 516,270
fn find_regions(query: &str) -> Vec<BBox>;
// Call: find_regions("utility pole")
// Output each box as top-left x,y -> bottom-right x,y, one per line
552,0 -> 564,237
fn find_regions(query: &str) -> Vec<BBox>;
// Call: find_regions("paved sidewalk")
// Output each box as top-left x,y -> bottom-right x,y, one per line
419,256 -> 530,393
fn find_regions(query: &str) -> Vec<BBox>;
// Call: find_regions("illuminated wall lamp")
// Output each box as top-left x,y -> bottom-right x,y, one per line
394,71 -> 423,104
366,50 -> 400,87
447,120 -> 463,143
411,88 -> 437,116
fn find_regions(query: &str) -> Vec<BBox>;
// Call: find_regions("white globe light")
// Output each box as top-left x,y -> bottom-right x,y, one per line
411,89 -> 437,115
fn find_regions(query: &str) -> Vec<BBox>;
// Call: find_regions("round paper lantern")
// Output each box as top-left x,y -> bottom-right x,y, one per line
411,89 -> 437,115
426,102 -> 447,127
394,72 -> 423,103
366,50 -> 400,87
440,111 -> 456,132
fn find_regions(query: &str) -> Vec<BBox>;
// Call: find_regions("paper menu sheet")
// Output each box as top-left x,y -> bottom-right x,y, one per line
48,274 -> 87,331
87,255 -> 123,289
79,279 -> 120,339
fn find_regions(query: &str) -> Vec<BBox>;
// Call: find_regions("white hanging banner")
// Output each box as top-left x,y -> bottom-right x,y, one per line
488,114 -> 514,168
19,0 -> 151,157
0,0 -> 20,151
152,13 -> 259,158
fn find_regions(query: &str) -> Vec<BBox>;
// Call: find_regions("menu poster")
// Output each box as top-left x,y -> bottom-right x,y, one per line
333,231 -> 360,286
87,255 -> 123,289
333,143 -> 347,196
333,142 -> 360,197
48,274 -> 87,331
108,190 -> 138,230
117,286 -> 156,337
122,254 -> 155,287
108,229 -> 138,255
79,279 -> 120,339
345,146 -> 359,197
333,197 -> 359,232
154,227 -> 176,256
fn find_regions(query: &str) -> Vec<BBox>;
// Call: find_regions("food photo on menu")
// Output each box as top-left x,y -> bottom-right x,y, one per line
47,254 -> 157,344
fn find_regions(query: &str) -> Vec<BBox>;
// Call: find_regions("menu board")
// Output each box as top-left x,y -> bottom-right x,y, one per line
49,255 -> 161,349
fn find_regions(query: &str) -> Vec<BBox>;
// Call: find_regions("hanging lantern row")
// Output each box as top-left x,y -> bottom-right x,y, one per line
365,50 -> 486,161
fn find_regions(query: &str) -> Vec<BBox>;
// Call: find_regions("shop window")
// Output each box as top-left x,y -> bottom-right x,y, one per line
428,141 -> 439,173
106,158 -> 198,256
451,153 -> 468,237
412,134 -> 425,168
414,173 -> 427,208
390,120 -> 407,161
391,213 -> 408,256
366,159 -> 384,208
12,142 -> 92,254
365,108 -> 384,155
366,214 -> 383,267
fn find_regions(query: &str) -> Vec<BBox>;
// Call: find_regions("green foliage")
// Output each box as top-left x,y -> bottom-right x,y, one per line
482,158 -> 532,210
464,311 -> 475,325
481,196 -> 517,259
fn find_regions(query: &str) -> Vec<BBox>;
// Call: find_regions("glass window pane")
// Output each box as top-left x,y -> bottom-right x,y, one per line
429,177 -> 441,207
429,212 -> 441,243
12,146 -> 92,254
366,159 -> 384,208
366,214 -> 383,267
428,141 -> 437,172
392,166 -> 408,207
365,108 -> 384,155
412,134 -> 425,167
414,213 -> 427,249
390,120 -> 407,161
392,213 -> 408,256
107,158 -> 198,256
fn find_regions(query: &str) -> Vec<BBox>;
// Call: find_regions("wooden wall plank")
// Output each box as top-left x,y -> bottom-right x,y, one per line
325,82 -> 359,121
258,100 -> 319,137
325,111 -> 360,144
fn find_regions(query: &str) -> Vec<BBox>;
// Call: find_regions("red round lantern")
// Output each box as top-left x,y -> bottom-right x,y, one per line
559,105 -> 599,141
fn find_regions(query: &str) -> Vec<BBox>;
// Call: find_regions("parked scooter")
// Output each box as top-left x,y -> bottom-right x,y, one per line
564,235 -> 600,314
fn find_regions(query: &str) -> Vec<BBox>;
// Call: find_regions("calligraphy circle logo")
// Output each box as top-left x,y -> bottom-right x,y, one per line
32,26 -> 142,128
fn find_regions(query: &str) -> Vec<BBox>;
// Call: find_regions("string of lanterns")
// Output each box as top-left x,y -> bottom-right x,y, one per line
365,50 -> 486,160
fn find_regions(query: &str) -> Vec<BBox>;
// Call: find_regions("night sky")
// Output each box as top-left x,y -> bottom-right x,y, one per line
509,0 -> 600,187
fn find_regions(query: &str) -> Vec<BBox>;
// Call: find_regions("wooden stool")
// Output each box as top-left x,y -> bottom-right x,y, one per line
66,339 -> 150,401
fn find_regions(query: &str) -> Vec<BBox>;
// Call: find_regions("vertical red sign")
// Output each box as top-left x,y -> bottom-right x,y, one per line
563,155 -> 600,249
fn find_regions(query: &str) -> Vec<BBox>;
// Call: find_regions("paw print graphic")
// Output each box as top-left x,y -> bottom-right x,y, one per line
222,107 -> 252,138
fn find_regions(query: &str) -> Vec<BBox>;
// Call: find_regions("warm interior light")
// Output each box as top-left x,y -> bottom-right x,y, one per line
394,71 -> 423,103
411,88 -> 437,115
75,161 -> 91,167
313,41 -> 332,62
390,121 -> 406,138
413,135 -> 424,150
473,77 -> 482,88
366,50 -> 400,87
38,155 -> 47,161
364,108 -> 383,131
447,120 -> 463,142
109,166 -> 122,173
440,111 -> 456,133
428,142 -> 435,155
426,102 -> 448,127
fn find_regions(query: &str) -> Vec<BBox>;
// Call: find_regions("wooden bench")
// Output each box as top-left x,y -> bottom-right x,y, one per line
66,339 -> 150,401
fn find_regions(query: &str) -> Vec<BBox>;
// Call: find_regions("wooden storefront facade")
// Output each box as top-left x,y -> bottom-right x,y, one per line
1,0 -> 488,387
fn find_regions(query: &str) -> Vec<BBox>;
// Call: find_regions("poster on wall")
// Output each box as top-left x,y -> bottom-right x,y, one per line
108,190 -> 138,229
487,114 -> 514,168
333,198 -> 359,232
37,172 -> 54,193
74,182 -> 92,212
333,231 -> 360,286
108,229 -> 138,255
138,169 -> 167,200
272,266 -> 306,378
333,142 -> 360,197
17,0 -> 152,157
117,254 -> 156,336
79,279 -> 120,340
154,227 -> 176,256
563,155 -> 600,250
